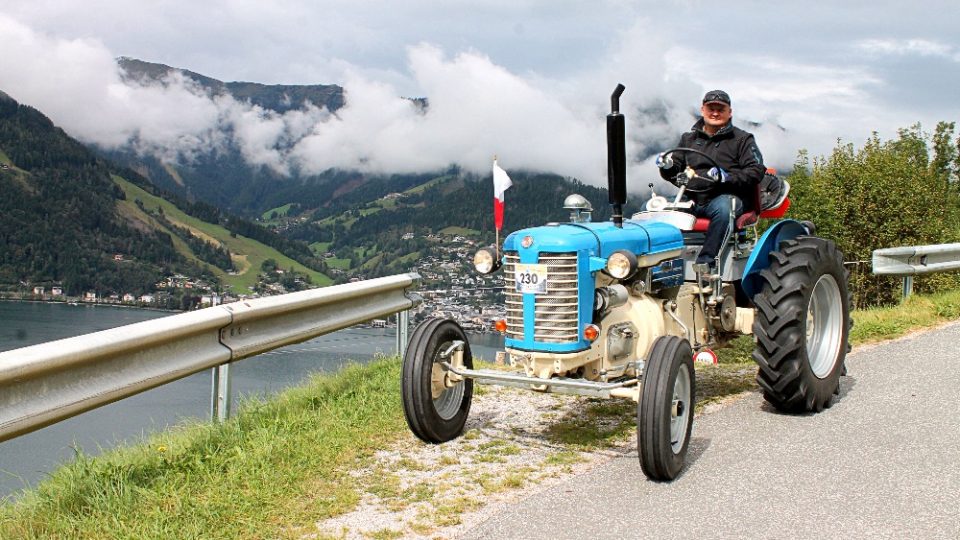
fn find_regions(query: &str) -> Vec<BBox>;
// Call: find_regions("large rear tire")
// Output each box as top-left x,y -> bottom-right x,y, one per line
752,236 -> 851,413
638,336 -> 695,481
401,318 -> 474,443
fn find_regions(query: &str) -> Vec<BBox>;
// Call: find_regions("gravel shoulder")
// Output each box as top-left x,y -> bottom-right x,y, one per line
310,374 -> 751,539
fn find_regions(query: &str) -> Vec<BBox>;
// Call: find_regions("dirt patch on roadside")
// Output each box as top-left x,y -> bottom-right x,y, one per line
309,380 -> 748,540
309,387 -> 633,539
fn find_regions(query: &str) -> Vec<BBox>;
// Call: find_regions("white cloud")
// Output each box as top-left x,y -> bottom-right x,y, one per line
1,3 -> 958,192
290,44 -> 602,180
856,38 -> 958,61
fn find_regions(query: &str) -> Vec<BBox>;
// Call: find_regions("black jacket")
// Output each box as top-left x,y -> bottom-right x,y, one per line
659,118 -> 765,207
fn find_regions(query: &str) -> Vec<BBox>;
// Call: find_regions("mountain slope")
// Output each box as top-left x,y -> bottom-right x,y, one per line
113,175 -> 331,291
0,91 -> 182,296
0,90 -> 330,298
103,58 -> 349,211
279,170 -> 643,283
118,57 -> 344,113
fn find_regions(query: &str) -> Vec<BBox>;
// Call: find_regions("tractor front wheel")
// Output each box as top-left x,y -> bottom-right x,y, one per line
401,318 -> 474,443
752,236 -> 851,413
638,335 -> 695,481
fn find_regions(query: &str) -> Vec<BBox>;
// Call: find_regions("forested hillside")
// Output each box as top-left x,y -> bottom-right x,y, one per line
0,90 -> 330,300
0,91 -> 187,295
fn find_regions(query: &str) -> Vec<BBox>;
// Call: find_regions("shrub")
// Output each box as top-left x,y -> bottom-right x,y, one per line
786,122 -> 960,307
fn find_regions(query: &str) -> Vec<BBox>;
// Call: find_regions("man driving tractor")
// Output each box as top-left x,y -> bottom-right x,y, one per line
655,89 -> 766,273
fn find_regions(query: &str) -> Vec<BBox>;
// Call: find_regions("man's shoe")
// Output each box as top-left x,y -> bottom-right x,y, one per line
692,262 -> 712,275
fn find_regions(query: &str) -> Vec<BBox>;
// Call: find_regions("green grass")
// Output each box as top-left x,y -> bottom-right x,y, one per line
309,242 -> 331,255
325,258 -> 352,271
261,204 -> 292,221
394,252 -> 421,267
0,357 -> 408,539
5,289 -> 960,537
849,288 -> 960,343
113,176 -> 331,291
402,176 -> 449,195
359,254 -> 384,271
0,149 -> 31,190
439,226 -> 479,237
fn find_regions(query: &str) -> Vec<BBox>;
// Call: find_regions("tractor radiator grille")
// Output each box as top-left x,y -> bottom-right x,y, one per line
503,251 -> 579,344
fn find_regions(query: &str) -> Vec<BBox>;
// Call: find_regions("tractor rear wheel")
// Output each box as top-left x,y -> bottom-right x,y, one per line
638,335 -> 695,481
752,236 -> 851,413
401,318 -> 474,443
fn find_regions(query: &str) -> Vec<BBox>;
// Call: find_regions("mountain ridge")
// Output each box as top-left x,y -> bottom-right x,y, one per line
0,90 -> 330,304
117,57 -> 345,113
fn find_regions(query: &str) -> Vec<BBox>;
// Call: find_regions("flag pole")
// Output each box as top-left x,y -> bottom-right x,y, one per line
493,155 -> 499,259
492,155 -> 512,262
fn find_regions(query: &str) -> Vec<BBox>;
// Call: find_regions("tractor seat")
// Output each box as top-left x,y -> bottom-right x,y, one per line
691,169 -> 790,232
690,198 -> 791,232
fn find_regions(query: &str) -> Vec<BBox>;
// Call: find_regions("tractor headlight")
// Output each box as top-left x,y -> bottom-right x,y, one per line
473,248 -> 501,274
605,250 -> 638,279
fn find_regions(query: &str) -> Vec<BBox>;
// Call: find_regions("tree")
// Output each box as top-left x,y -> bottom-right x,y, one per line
931,121 -> 957,189
786,124 -> 960,307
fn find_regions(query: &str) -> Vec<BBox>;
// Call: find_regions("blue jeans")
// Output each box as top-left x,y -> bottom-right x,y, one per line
685,195 -> 743,265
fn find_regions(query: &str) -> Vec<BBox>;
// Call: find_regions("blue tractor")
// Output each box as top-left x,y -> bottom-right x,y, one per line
401,85 -> 851,481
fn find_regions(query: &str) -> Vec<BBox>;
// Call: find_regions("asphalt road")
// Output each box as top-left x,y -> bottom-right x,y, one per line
463,321 -> 960,539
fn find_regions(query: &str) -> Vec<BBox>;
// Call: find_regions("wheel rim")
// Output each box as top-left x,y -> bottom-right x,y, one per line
670,366 -> 691,453
806,274 -> 843,378
431,342 -> 465,421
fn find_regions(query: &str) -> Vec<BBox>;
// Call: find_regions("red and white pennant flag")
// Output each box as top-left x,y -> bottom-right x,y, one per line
492,158 -> 512,231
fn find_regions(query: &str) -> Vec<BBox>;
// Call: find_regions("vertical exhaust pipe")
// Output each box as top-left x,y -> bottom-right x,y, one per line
607,84 -> 627,228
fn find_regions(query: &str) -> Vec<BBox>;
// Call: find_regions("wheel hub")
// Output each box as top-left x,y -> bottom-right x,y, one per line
806,274 -> 843,378
430,345 -> 466,421
673,400 -> 685,417
670,367 -> 692,453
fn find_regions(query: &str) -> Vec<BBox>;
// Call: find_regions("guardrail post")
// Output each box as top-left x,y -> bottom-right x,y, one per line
902,276 -> 914,299
396,310 -> 409,358
210,364 -> 232,422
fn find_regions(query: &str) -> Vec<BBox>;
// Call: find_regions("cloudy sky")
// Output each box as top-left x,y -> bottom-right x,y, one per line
1,1 -> 958,187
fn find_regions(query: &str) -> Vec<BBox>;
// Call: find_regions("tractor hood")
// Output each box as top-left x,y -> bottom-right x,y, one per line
502,220 -> 683,261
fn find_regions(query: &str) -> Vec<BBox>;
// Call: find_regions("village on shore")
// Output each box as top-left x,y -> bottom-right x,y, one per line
5,234 -> 508,333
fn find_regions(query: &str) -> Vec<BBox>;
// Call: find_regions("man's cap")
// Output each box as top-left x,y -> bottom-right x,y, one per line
702,90 -> 731,106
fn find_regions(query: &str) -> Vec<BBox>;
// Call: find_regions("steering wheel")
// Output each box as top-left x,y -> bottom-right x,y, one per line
661,147 -> 722,193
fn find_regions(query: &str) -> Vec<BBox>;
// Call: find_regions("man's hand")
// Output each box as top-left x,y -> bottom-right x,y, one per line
655,152 -> 673,169
707,166 -> 729,182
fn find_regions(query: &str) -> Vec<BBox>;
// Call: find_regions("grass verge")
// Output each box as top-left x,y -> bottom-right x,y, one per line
1,357 -> 408,539
4,289 -> 960,537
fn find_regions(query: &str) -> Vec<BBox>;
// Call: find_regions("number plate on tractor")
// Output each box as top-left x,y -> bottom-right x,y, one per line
514,264 -> 548,294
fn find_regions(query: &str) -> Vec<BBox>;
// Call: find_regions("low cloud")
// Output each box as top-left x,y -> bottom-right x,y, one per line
0,13 -> 675,187
1,11 -> 950,196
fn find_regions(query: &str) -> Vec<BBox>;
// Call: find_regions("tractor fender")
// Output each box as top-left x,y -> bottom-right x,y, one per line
741,219 -> 812,299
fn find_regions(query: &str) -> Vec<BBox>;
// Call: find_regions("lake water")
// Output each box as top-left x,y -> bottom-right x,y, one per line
0,301 -> 504,500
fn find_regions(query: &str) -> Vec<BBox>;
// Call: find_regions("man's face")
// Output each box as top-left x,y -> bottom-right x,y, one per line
701,102 -> 732,129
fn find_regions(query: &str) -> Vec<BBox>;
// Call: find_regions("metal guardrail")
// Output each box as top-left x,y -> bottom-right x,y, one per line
873,243 -> 960,297
0,273 -> 421,443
